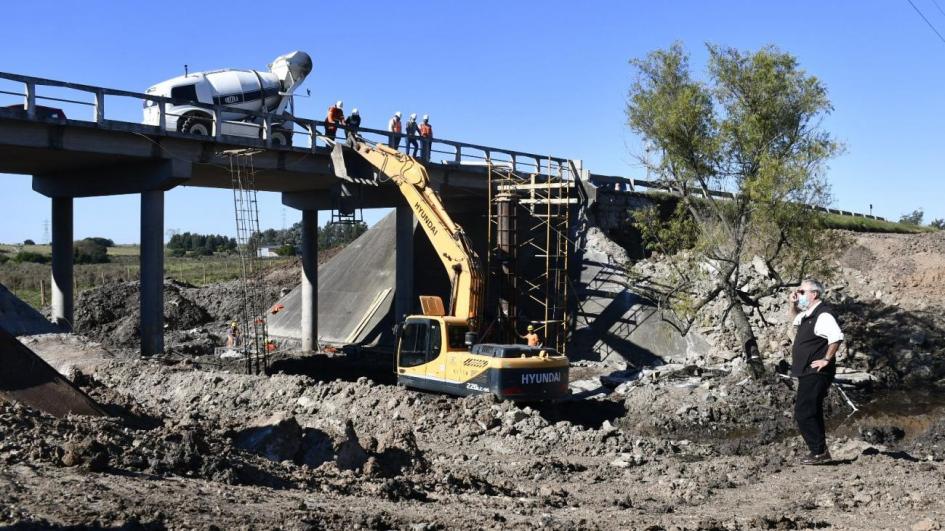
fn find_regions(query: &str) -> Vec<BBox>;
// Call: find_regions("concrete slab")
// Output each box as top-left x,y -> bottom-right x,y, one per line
268,212 -> 397,347
0,325 -> 105,417
0,283 -> 60,336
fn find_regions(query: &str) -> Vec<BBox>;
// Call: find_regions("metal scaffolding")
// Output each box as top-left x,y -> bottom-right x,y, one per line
225,149 -> 270,374
486,160 -> 576,353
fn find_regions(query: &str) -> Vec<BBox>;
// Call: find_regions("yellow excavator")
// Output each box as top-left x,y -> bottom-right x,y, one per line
337,140 -> 569,401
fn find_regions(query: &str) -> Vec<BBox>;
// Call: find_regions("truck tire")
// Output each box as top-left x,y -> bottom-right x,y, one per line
266,128 -> 292,147
180,115 -> 212,136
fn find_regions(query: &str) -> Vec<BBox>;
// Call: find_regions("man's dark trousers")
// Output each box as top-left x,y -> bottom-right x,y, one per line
795,373 -> 833,455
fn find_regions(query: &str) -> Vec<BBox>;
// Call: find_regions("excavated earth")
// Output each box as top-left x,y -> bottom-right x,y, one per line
2,231 -> 945,529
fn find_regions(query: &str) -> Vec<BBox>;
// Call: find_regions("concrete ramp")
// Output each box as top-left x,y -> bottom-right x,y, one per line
0,283 -> 60,336
0,325 -> 105,417
268,211 -> 396,347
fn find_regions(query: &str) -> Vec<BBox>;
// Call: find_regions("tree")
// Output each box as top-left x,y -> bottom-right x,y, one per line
74,238 -> 109,264
930,218 -> 945,230
899,209 -> 924,226
85,237 -> 115,247
626,43 -> 843,376
23,239 -> 35,246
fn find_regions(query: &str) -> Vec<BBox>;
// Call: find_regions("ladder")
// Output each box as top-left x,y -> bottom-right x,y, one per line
226,149 -> 269,374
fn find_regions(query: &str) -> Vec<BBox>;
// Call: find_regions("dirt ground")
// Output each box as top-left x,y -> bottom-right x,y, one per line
2,230 -> 945,529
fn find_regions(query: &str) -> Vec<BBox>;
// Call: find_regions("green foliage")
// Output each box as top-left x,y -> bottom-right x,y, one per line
74,239 -> 109,264
898,209 -> 924,226
930,218 -> 945,230
626,42 -> 842,343
824,214 -> 935,234
85,237 -> 115,248
275,244 -> 297,256
12,252 -> 48,264
318,221 -> 368,250
23,239 -> 35,245
167,232 -> 236,254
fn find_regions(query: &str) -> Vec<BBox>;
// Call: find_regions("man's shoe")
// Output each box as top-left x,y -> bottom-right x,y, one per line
800,452 -> 832,465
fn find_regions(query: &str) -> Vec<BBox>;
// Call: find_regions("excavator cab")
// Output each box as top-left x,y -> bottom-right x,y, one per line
394,314 -> 569,401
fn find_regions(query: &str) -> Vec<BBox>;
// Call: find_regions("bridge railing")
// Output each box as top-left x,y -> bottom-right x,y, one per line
0,71 -> 883,220
0,71 -> 571,176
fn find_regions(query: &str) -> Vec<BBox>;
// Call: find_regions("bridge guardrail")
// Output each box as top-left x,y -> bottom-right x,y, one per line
0,71 -> 882,220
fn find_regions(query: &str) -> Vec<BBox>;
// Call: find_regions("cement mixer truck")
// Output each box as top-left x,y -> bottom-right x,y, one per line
142,51 -> 312,146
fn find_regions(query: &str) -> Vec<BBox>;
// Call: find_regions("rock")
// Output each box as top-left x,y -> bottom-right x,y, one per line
830,439 -> 883,461
296,396 -> 317,409
912,518 -> 940,531
335,420 -> 369,471
234,413 -> 302,462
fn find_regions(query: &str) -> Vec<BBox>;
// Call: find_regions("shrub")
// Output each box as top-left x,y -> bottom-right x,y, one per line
23,239 -> 35,245
899,209 -> 924,226
12,252 -> 49,264
930,218 -> 945,230
74,239 -> 109,264
85,237 -> 115,248
275,244 -> 297,256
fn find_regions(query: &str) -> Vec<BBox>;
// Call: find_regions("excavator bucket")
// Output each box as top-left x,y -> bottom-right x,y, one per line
330,143 -> 379,186
0,325 -> 105,417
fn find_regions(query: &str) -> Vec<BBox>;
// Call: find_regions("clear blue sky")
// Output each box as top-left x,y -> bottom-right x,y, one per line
1,0 -> 943,243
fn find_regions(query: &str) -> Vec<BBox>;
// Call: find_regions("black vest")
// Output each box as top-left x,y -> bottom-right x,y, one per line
791,302 -> 836,377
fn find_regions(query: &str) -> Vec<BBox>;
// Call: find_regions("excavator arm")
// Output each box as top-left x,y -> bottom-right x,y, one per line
345,142 -> 483,328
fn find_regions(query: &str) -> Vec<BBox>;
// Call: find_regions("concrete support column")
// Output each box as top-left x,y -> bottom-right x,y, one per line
395,203 -> 416,323
50,197 -> 73,329
300,209 -> 318,352
140,190 -> 164,355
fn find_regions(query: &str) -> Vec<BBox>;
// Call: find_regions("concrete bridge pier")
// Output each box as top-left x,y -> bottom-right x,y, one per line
50,197 -> 73,329
300,209 -> 318,352
394,203 -> 415,323
140,190 -> 164,355
33,159 -> 189,356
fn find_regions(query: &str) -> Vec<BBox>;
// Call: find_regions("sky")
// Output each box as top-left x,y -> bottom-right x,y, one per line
1,0 -> 943,243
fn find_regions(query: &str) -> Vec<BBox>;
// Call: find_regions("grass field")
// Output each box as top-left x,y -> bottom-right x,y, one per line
0,250 -> 295,310
821,214 -> 937,234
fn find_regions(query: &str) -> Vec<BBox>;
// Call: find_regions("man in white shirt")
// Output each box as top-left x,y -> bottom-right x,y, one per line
788,278 -> 844,465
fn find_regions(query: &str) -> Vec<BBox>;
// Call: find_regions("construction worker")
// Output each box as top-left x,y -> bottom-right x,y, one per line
325,100 -> 345,139
345,108 -> 361,146
521,324 -> 541,347
406,113 -> 420,157
226,321 -> 241,348
388,111 -> 403,151
419,114 -> 433,161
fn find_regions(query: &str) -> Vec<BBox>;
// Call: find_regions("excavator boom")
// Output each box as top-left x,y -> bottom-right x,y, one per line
345,142 -> 483,327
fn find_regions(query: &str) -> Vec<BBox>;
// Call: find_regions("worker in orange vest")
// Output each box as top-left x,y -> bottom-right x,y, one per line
325,100 -> 345,139
388,111 -> 403,151
419,114 -> 433,161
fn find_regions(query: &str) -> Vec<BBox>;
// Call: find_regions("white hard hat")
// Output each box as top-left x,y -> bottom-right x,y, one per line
352,108 -> 359,115
409,113 -> 416,120
336,100 -> 343,108
395,111 -> 402,118
422,114 -> 429,121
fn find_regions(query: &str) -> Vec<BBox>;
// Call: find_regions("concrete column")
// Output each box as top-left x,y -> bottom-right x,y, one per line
50,197 -> 73,329
395,203 -> 416,322
140,190 -> 164,355
301,209 -> 318,352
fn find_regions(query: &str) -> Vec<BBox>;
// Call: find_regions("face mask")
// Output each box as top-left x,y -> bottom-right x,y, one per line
797,293 -> 810,311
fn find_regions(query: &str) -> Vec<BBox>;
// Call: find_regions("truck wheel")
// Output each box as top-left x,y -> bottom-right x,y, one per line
180,115 -> 212,136
269,129 -> 292,147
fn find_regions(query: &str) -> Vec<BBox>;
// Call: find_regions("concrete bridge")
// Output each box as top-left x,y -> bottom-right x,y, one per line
0,71 -> 883,356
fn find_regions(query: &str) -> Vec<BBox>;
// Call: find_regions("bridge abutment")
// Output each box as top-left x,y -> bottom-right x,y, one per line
50,197 -> 73,329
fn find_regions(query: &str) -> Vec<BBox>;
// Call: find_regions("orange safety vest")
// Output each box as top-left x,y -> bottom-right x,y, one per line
391,120 -> 402,133
420,123 -> 432,138
525,333 -> 540,347
327,106 -> 344,124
